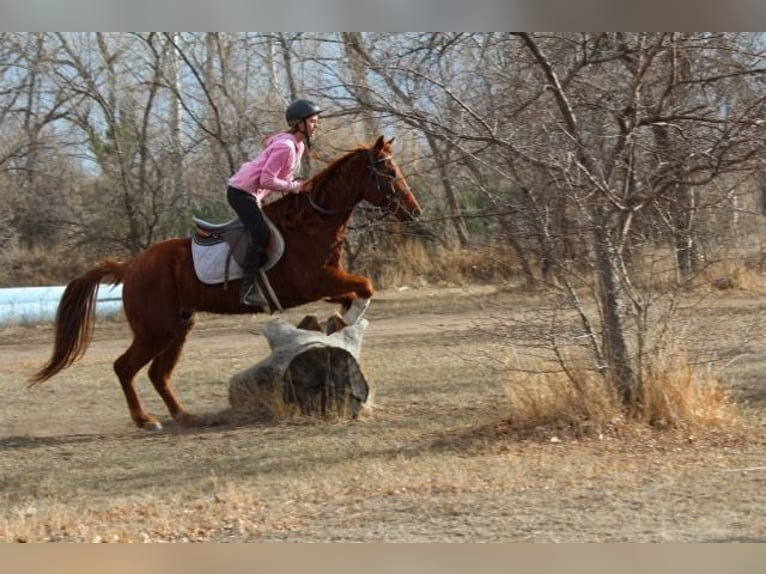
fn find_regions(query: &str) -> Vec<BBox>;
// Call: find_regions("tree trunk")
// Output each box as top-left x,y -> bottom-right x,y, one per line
593,209 -> 638,406
229,317 -> 370,418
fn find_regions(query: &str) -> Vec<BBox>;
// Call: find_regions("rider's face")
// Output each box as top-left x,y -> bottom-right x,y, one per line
302,115 -> 319,138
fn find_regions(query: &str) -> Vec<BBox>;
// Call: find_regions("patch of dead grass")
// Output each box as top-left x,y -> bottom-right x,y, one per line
353,241 -> 520,289
1,285 -> 764,542
500,342 -> 743,442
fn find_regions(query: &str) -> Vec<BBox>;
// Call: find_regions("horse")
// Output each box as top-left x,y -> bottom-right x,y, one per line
29,135 -> 423,430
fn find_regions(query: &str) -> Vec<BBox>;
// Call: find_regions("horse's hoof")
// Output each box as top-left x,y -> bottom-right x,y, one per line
142,420 -> 163,432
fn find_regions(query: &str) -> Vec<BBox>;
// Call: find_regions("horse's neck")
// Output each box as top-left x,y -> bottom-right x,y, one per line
311,178 -> 361,216
267,153 -> 363,229
266,190 -> 354,233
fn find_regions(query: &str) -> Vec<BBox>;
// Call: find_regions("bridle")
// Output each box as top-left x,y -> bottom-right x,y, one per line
307,149 -> 413,219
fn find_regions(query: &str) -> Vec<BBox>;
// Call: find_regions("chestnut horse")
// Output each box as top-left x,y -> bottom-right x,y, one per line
30,135 -> 422,430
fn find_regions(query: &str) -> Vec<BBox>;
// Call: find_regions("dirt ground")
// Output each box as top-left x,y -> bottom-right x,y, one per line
1,284 -> 765,542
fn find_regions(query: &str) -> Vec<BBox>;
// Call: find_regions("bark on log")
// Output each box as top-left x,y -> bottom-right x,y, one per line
229,316 -> 369,418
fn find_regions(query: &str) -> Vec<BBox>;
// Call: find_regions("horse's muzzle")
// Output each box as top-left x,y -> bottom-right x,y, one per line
400,206 -> 422,222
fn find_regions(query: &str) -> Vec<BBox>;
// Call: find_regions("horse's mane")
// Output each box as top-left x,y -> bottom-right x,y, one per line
264,144 -> 370,229
305,144 -> 368,191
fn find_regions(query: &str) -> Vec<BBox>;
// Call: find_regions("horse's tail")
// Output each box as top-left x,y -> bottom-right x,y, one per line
29,259 -> 127,385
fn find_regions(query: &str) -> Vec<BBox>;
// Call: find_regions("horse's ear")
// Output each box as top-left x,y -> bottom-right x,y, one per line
374,135 -> 385,151
386,137 -> 395,146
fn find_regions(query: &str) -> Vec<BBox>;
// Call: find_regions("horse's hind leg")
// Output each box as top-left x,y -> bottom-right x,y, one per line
147,311 -> 196,426
114,340 -> 165,430
114,314 -> 194,430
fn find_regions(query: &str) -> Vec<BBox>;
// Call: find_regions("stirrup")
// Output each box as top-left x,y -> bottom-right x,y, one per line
241,283 -> 268,307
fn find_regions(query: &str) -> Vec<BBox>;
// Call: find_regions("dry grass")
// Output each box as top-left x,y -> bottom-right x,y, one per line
703,260 -> 766,292
502,347 -> 741,444
0,244 -> 98,287
228,379 -> 372,423
503,361 -> 621,435
353,240 -> 520,289
640,348 -> 739,430
1,285 -> 764,542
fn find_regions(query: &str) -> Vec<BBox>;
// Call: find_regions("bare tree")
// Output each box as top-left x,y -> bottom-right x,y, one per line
330,32 -> 474,247
504,32 -> 766,406
4,32 -> 766,414
327,32 -> 766,408
0,33 -> 79,248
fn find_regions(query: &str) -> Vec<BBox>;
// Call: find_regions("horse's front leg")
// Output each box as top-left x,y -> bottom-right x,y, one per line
321,269 -> 373,325
325,292 -> 368,321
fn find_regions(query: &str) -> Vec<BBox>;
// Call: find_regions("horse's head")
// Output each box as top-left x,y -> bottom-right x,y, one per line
363,135 -> 422,222
301,135 -> 423,223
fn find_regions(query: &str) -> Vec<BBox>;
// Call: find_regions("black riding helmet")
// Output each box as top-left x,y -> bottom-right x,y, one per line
286,99 -> 322,149
285,99 -> 322,127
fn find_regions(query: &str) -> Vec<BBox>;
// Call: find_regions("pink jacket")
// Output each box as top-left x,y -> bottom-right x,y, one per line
228,132 -> 305,201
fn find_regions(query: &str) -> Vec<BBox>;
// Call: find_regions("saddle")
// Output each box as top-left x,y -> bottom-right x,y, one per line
191,215 -> 285,307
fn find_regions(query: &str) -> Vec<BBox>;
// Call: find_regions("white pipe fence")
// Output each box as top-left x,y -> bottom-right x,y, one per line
0,285 -> 123,326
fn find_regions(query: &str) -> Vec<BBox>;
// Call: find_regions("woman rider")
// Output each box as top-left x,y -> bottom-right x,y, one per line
226,99 -> 322,306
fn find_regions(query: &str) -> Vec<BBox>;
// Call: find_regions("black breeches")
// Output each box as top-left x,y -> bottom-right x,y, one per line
227,186 -> 268,272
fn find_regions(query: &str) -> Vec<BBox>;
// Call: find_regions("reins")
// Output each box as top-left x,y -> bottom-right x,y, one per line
307,193 -> 349,216
308,195 -> 393,231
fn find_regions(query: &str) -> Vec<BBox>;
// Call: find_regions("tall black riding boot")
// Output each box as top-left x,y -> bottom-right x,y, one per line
239,243 -> 268,307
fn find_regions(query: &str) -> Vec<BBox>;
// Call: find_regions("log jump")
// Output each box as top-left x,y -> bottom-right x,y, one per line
229,315 -> 370,419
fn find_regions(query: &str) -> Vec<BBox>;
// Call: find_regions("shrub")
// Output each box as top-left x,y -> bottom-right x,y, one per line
503,344 -> 739,438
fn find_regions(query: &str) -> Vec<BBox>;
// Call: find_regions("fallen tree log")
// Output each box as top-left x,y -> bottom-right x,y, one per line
229,316 -> 370,418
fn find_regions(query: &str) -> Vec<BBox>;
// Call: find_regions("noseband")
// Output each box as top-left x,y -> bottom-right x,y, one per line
308,150 -> 410,217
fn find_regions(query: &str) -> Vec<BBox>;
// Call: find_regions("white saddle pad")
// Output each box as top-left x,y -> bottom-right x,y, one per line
191,240 -> 245,285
